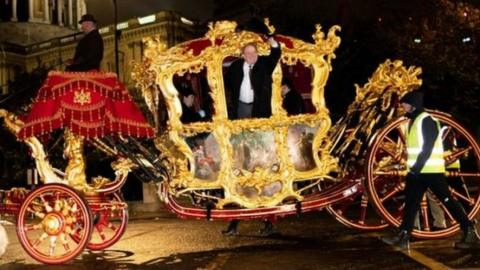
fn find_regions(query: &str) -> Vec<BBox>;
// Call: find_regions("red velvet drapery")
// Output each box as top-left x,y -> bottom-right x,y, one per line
18,71 -> 154,139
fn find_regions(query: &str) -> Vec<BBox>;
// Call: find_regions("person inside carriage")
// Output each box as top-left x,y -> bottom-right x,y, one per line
224,36 -> 280,120
281,77 -> 304,116
382,90 -> 480,250
221,32 -> 281,236
179,84 -> 207,124
65,14 -> 104,72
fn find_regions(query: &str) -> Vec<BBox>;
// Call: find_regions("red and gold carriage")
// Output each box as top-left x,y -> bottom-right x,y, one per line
1,19 -> 480,264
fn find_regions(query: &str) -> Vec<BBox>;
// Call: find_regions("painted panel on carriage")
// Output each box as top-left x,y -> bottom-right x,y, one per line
287,124 -> 317,171
230,130 -> 279,173
185,133 -> 221,181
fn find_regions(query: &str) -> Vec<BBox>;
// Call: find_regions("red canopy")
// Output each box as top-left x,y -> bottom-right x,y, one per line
18,71 -> 154,139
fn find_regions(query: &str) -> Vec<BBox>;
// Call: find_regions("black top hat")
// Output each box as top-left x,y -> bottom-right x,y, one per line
281,76 -> 293,89
400,90 -> 424,109
79,14 -> 97,24
177,82 -> 194,97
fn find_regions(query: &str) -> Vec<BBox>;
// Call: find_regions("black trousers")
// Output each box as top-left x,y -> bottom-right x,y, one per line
400,173 -> 472,233
237,101 -> 253,119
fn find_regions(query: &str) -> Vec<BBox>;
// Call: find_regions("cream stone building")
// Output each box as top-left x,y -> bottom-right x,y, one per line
0,0 -> 201,94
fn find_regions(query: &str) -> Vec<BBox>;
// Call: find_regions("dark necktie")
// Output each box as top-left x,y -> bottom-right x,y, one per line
249,64 -> 253,91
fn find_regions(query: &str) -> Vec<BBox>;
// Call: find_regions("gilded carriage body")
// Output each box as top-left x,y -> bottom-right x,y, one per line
137,21 -> 341,210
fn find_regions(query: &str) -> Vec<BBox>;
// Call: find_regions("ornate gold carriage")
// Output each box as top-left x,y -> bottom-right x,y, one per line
133,19 -> 480,238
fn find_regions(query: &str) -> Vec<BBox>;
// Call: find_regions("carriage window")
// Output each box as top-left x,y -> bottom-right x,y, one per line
173,70 -> 214,124
281,63 -> 316,114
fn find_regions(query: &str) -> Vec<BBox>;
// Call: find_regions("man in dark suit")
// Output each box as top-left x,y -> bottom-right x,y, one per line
281,77 -> 304,115
66,14 -> 104,71
225,37 -> 281,119
179,86 -> 205,124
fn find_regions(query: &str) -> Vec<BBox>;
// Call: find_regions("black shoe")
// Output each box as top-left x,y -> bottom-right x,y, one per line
455,225 -> 480,249
259,222 -> 278,236
221,220 -> 239,236
381,230 -> 410,250
221,228 -> 239,236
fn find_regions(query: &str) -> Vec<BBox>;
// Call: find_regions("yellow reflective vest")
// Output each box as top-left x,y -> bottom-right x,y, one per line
407,112 -> 445,173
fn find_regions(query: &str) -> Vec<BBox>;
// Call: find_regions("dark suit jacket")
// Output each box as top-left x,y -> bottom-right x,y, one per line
225,46 -> 281,119
283,89 -> 304,115
181,103 -> 202,124
66,29 -> 104,71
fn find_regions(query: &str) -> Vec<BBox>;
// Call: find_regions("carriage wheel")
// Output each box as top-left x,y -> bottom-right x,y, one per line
16,184 -> 93,264
326,175 -> 389,231
74,192 -> 128,250
366,112 -> 480,239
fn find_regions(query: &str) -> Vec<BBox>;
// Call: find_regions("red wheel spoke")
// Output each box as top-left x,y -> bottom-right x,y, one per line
95,226 -> 107,241
38,194 -> 54,213
32,232 -> 49,248
69,227 -> 82,239
379,145 -> 397,159
445,147 -> 472,166
60,233 -> 71,252
374,170 -> 405,177
383,135 -> 397,146
69,202 -> 79,213
49,236 -> 57,256
380,138 -> 404,161
63,243 -> 71,252
446,172 -> 480,178
358,195 -> 368,224
450,188 -> 475,206
27,207 -> 46,219
55,192 -> 61,201
380,182 -> 405,203
420,196 -> 431,231
107,223 -> 118,232
24,223 -> 42,232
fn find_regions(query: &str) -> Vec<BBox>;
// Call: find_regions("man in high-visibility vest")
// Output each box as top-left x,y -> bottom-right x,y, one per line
382,90 -> 479,249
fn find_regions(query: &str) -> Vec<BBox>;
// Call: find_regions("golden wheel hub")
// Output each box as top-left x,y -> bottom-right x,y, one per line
42,213 -> 64,235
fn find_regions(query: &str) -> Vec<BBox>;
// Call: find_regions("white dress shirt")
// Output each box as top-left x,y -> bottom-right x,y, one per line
239,62 -> 254,103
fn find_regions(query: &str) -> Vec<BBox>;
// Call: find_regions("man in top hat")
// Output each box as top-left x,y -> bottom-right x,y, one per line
66,14 -> 104,71
382,90 -> 480,250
